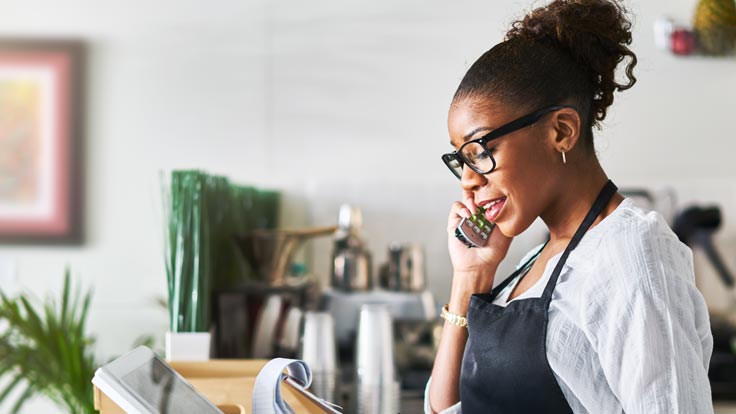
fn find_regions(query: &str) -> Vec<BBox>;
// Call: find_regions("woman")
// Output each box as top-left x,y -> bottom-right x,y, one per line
425,1 -> 714,413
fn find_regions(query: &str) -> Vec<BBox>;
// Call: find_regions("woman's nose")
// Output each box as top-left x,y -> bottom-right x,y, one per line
460,165 -> 486,192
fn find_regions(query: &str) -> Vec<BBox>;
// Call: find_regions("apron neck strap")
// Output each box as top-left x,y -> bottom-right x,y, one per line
541,180 -> 618,300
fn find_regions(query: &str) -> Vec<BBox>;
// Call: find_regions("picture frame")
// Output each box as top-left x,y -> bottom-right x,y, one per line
0,39 -> 85,244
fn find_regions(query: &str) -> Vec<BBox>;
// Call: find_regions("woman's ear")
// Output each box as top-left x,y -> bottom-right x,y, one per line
550,108 -> 581,152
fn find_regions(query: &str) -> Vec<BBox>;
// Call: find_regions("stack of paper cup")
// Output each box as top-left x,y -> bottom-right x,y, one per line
354,379 -> 400,414
299,311 -> 338,404
354,304 -> 400,414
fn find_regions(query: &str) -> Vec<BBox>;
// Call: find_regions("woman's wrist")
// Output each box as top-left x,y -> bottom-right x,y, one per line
449,269 -> 496,314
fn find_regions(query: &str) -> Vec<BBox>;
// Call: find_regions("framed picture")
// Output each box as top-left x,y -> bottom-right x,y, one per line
0,40 -> 84,244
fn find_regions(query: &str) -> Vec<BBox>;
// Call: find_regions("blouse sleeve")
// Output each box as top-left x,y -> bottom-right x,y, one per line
424,377 -> 462,414
587,215 -> 714,413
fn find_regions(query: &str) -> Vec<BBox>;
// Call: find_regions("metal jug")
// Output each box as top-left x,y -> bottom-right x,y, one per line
379,242 -> 425,292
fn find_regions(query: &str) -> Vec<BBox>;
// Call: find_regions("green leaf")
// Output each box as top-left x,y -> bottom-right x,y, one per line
0,270 -> 97,414
10,386 -> 34,414
61,268 -> 71,327
0,375 -> 23,404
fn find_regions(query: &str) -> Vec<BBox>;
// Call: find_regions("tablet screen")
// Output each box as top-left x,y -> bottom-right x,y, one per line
119,357 -> 218,414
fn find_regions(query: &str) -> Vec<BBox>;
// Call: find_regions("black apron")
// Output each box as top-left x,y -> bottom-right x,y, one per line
459,180 -> 617,413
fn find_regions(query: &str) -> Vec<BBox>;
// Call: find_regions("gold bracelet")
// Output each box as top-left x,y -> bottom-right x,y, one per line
441,304 -> 468,328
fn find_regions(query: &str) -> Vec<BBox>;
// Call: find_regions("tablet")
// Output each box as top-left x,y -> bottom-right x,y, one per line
92,346 -> 223,414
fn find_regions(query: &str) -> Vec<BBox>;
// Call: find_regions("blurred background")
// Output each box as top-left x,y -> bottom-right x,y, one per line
0,0 -> 735,412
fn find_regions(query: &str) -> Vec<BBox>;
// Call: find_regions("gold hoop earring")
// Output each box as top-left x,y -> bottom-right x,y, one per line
561,150 -> 567,164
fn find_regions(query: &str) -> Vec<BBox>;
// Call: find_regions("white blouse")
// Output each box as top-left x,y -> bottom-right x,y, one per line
425,197 -> 714,414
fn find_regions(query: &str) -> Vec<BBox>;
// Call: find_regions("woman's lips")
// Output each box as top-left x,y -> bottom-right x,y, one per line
482,197 -> 507,222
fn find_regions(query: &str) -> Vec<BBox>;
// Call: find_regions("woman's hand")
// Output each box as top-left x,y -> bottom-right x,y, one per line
428,192 -> 514,413
447,191 -> 513,297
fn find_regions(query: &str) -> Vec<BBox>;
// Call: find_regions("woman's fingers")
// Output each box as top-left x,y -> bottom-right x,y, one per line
463,190 -> 477,215
448,201 -> 472,232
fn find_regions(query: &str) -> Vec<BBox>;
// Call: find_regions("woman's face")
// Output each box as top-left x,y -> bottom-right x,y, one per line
447,97 -> 563,237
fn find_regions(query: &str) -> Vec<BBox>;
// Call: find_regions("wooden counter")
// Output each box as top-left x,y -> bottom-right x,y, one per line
94,359 -> 326,414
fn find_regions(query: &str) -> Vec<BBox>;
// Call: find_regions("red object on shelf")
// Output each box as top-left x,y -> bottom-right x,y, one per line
671,28 -> 696,55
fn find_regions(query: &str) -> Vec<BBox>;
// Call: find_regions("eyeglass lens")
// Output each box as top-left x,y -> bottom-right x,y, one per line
460,141 -> 495,174
445,154 -> 463,178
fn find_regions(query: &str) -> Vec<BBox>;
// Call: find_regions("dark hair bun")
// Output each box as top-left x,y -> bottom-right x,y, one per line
506,0 -> 637,125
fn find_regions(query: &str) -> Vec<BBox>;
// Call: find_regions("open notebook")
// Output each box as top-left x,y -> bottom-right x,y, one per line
252,358 -> 342,414
92,346 -> 342,414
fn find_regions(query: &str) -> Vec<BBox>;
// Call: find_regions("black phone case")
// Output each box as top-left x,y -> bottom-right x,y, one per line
455,206 -> 495,248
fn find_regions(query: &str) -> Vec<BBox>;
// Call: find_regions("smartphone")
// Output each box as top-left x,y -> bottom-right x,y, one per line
455,205 -> 495,248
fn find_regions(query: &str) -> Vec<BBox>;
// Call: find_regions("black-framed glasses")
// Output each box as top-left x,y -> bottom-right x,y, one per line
441,105 -> 577,179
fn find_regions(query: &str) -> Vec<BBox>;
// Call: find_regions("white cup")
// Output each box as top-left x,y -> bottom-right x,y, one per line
354,304 -> 399,413
355,304 -> 396,385
278,306 -> 303,356
300,311 -> 338,373
300,311 -> 338,402
354,380 -> 400,414
252,295 -> 282,358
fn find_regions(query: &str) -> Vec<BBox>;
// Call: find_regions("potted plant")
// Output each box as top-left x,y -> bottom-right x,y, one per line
0,269 -> 96,414
162,170 -> 213,361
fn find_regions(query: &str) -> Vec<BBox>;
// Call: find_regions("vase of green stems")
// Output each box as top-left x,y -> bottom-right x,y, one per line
161,170 -> 279,360
162,170 -> 211,360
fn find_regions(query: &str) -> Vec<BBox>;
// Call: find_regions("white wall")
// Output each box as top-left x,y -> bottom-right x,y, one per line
0,0 -> 735,412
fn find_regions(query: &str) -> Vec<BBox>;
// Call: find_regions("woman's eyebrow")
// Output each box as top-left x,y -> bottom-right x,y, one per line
464,126 -> 494,140
449,126 -> 494,147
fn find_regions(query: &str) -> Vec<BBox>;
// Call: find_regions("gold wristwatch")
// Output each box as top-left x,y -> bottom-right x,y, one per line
441,304 -> 468,328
